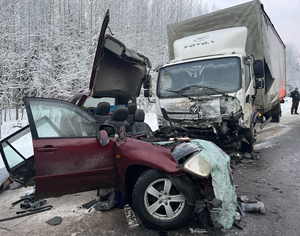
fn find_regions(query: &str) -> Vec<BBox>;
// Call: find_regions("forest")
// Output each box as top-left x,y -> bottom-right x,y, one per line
0,0 -> 299,124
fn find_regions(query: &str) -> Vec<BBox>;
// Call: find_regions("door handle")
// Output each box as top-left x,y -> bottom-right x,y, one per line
38,146 -> 58,152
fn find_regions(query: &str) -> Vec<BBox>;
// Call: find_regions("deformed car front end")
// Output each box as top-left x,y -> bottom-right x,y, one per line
107,125 -> 237,230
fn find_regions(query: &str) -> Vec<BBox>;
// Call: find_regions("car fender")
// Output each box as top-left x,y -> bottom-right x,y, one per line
113,138 -> 184,184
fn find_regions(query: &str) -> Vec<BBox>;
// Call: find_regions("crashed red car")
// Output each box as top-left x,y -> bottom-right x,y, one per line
0,10 -> 236,230
1,97 -> 216,229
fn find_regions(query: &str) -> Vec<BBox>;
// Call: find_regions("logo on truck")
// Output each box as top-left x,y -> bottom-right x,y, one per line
194,36 -> 209,42
190,104 -> 199,113
184,35 -> 214,49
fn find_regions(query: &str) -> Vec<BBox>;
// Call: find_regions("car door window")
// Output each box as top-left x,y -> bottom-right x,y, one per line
28,99 -> 98,138
0,126 -> 33,170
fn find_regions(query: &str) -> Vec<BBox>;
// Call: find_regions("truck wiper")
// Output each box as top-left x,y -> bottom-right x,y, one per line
166,89 -> 194,100
179,84 -> 222,94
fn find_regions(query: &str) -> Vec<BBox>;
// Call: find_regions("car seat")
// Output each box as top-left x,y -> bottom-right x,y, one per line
104,107 -> 131,133
131,109 -> 152,136
94,102 -> 111,124
126,103 -> 137,125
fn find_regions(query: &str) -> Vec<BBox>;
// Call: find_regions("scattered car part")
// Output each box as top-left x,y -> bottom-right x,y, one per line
237,203 -> 246,217
241,201 -> 265,214
11,194 -> 35,207
45,216 -> 63,226
82,199 -> 98,209
189,228 -> 208,234
124,204 -> 139,227
0,205 -> 52,222
20,199 -> 47,209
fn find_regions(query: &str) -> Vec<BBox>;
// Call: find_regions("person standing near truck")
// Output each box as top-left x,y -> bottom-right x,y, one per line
291,87 -> 300,114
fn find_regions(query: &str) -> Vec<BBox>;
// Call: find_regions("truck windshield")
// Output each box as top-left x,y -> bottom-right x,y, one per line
157,57 -> 241,98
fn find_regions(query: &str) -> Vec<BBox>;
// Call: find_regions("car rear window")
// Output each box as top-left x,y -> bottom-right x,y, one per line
83,97 -> 115,109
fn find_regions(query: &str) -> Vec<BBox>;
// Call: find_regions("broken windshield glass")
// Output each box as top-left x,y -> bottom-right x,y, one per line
157,57 -> 241,98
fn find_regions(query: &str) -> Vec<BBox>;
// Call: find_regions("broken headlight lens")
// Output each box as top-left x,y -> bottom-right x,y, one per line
183,152 -> 211,178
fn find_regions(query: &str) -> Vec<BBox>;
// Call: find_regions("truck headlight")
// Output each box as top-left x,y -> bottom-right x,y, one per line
183,152 -> 211,178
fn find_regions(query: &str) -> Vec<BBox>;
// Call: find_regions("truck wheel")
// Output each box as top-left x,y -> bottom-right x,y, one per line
241,123 -> 255,153
271,114 -> 280,123
132,169 -> 194,230
271,103 -> 281,123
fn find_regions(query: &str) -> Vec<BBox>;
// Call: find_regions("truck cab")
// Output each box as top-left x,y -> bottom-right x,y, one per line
156,27 -> 261,151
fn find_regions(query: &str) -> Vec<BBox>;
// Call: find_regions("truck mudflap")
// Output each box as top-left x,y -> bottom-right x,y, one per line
170,140 -> 237,230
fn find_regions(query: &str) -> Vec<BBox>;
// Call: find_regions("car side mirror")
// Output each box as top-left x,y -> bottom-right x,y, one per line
97,130 -> 109,146
99,124 -> 115,136
253,59 -> 264,78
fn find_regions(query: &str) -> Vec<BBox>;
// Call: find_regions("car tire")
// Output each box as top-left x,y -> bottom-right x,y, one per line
132,169 -> 194,230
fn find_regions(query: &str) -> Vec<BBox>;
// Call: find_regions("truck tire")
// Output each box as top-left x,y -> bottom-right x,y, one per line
271,114 -> 280,123
241,123 -> 255,153
271,103 -> 281,123
132,169 -> 194,230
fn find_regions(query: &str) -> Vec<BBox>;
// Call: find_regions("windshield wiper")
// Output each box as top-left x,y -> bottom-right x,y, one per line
166,89 -> 194,100
179,84 -> 222,94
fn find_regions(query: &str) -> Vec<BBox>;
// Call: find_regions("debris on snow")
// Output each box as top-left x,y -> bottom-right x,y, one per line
124,204 -> 139,228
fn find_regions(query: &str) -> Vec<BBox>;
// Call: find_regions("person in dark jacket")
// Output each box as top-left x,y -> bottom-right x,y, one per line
291,87 -> 300,114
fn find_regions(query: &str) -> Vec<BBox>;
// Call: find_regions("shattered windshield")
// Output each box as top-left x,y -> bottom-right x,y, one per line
157,57 -> 241,98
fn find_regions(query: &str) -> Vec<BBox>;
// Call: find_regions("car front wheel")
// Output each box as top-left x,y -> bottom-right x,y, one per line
132,169 -> 194,229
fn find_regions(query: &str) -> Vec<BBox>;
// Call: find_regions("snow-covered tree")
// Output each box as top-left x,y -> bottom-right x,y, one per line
0,0 -> 215,124
286,43 -> 300,93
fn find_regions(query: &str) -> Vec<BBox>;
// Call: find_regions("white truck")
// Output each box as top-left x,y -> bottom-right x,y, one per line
151,0 -> 286,152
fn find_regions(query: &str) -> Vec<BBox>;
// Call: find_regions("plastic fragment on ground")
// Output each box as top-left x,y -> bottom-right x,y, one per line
124,204 -> 139,227
82,199 -> 98,209
241,201 -> 265,214
46,216 -> 63,226
189,227 -> 208,234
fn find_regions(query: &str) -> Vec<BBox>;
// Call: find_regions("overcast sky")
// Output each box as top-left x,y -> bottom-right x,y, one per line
207,0 -> 300,51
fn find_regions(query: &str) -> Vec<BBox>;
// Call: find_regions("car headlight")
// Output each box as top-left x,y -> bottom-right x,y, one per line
183,152 -> 211,178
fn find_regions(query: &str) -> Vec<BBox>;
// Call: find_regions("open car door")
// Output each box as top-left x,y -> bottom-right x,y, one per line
20,97 -> 119,199
0,125 -> 35,187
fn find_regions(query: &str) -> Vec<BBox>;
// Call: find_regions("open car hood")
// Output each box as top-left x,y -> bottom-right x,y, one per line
89,10 -> 151,99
